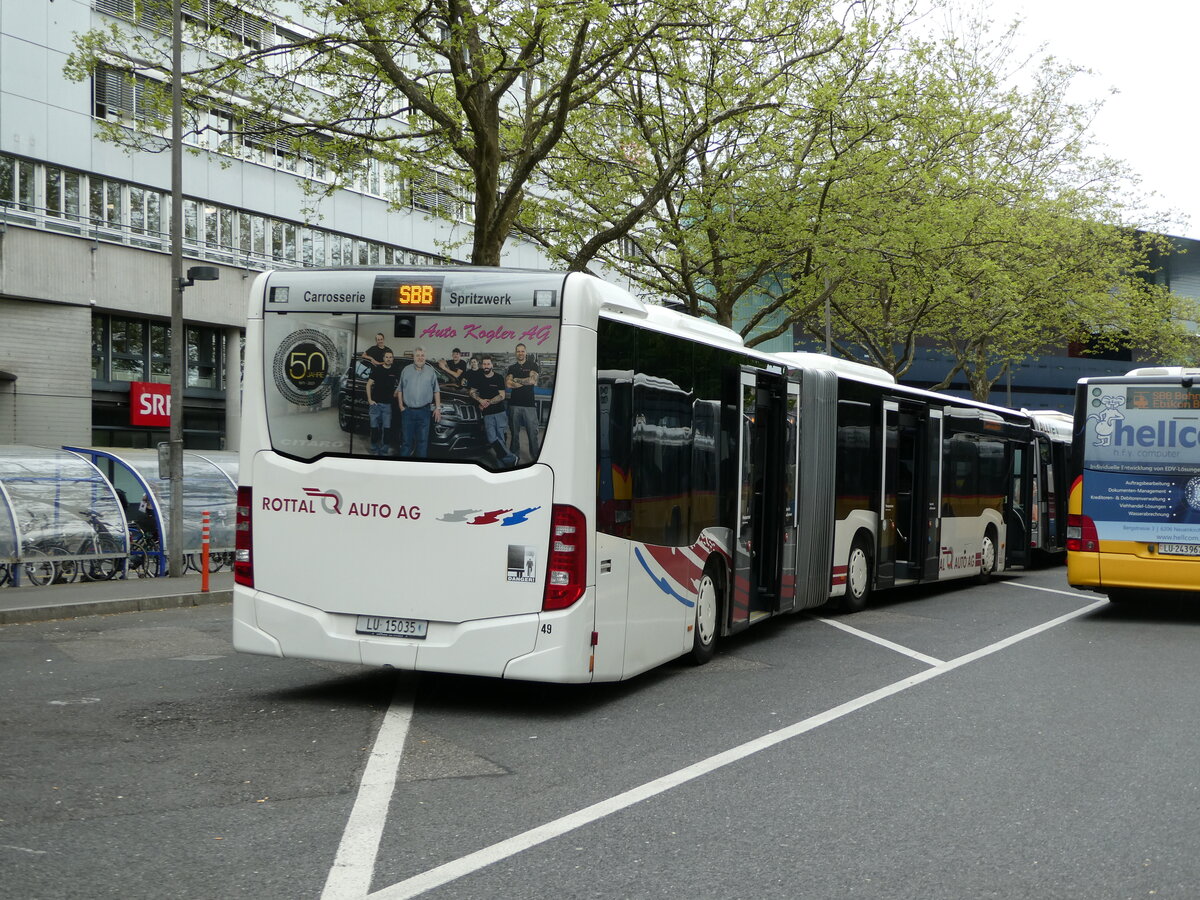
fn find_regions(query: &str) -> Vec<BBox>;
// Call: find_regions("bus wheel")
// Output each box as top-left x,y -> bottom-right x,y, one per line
842,536 -> 873,613
977,528 -> 998,584
689,563 -> 723,665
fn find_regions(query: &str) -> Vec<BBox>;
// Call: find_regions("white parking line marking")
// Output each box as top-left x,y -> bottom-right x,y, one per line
814,617 -> 945,666
1007,581 -> 1100,600
322,686 -> 414,900
366,598 -> 1107,900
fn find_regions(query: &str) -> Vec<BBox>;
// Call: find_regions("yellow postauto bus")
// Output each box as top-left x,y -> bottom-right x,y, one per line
1068,367 -> 1200,602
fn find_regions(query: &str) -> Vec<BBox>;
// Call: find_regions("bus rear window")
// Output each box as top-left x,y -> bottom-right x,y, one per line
263,309 -> 559,467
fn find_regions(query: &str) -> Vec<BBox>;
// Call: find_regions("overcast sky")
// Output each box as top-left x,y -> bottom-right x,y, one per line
953,0 -> 1198,239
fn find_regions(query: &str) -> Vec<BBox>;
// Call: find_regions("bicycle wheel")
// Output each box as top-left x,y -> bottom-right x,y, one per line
50,546 -> 83,584
128,540 -> 150,578
0,563 -> 11,588
22,551 -> 56,587
88,553 -> 121,581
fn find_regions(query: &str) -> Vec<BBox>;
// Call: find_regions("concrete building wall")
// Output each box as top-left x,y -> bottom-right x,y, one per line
0,297 -> 92,447
0,222 -> 250,324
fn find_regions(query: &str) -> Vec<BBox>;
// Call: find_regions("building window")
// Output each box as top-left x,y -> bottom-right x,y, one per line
45,167 -> 83,222
251,214 -> 266,256
1,151 -> 446,275
150,323 -> 170,381
92,317 -> 108,380
95,0 -> 170,33
183,198 -> 199,244
411,171 -> 463,220
187,327 -> 220,389
0,157 -> 37,213
93,314 -> 225,391
94,64 -> 159,123
88,177 -> 124,229
206,108 -> 235,153
110,317 -> 147,382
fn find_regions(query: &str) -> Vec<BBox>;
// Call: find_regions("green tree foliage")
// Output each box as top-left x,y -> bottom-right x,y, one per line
68,0 -> 738,265
783,15 -> 1196,394
514,0 -> 853,303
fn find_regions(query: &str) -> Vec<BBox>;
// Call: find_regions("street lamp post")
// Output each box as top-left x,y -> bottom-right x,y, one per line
168,0 -> 218,576
169,0 -> 184,578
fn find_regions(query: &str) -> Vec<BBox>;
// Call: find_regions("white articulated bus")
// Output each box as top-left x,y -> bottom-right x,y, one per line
773,352 -> 1034,612
233,268 -> 1034,681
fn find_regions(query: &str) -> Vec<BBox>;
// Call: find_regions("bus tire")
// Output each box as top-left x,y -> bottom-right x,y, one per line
689,561 -> 723,665
841,534 -> 873,613
977,527 -> 998,584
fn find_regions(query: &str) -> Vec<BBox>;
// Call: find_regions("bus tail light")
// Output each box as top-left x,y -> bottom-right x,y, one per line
543,504 -> 586,611
1066,513 -> 1099,552
234,486 -> 254,587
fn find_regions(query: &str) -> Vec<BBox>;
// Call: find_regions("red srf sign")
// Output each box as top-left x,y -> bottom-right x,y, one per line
130,382 -> 171,427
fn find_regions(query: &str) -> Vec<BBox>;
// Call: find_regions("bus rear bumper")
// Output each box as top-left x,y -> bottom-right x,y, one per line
1066,550 -> 1101,590
1068,547 -> 1200,595
232,585 -> 595,680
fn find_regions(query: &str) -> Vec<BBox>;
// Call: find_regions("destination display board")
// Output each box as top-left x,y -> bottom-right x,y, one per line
1126,386 -> 1200,411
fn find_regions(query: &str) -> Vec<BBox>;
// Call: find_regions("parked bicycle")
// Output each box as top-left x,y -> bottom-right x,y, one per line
126,523 -> 161,578
17,509 -> 75,587
184,549 -> 232,573
78,509 -> 127,581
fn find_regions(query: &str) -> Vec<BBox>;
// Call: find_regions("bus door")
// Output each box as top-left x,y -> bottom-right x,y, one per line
880,401 -> 940,585
731,369 -> 789,630
1047,438 -> 1069,552
777,379 -> 802,613
920,409 -> 943,580
1006,439 -> 1033,568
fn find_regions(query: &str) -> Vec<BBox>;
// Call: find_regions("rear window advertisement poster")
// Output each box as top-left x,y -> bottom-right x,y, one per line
1081,385 -> 1200,541
265,314 -> 558,468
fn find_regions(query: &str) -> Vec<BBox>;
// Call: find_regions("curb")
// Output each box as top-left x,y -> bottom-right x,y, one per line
0,590 -> 233,625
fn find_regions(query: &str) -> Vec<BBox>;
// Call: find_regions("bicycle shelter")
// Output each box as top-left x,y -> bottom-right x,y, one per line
0,445 -> 128,586
63,447 -> 239,577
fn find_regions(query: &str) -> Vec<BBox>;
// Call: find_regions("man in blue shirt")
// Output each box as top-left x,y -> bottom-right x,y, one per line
398,346 -> 441,457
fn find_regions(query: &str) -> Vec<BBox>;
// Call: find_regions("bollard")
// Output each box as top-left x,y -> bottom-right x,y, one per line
201,510 -> 210,593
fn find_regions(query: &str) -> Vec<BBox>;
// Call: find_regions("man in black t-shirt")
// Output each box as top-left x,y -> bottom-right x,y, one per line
470,354 -> 518,467
361,333 -> 392,368
436,348 -> 468,385
505,342 -> 540,463
366,351 -> 400,456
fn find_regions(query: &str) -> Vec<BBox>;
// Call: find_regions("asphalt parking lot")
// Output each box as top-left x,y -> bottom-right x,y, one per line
4,565 -> 1200,899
